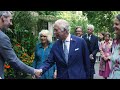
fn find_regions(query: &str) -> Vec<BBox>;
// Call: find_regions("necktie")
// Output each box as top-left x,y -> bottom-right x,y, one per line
89,35 -> 91,41
63,41 -> 69,63
87,34 -> 91,41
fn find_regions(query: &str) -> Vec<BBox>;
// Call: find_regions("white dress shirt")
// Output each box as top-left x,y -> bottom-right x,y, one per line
87,34 -> 91,40
63,33 -> 71,53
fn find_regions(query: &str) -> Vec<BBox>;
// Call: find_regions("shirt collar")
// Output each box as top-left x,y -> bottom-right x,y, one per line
87,33 -> 92,37
65,33 -> 71,42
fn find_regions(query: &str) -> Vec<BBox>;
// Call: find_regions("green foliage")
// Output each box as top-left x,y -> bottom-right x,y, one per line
112,11 -> 120,17
13,11 -> 38,55
83,11 -> 114,35
4,11 -> 38,79
4,29 -> 36,79
37,11 -> 58,16
13,11 -> 38,31
38,15 -> 58,22
56,11 -> 88,34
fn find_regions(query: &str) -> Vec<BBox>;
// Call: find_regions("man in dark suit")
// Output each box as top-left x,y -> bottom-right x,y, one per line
39,19 -> 90,79
0,11 -> 41,79
82,24 -> 99,79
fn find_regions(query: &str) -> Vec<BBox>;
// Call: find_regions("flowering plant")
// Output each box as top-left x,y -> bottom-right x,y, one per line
4,42 -> 35,79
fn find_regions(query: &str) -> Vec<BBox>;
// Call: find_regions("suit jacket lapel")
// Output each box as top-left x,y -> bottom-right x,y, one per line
68,35 -> 77,64
57,40 -> 66,64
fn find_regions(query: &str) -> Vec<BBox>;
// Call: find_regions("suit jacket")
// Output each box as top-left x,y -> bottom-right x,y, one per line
82,34 -> 99,74
0,30 -> 34,79
82,34 -> 99,61
40,35 -> 90,79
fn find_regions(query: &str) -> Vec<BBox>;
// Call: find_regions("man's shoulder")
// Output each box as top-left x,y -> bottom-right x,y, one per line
53,39 -> 61,45
92,34 -> 98,38
82,34 -> 87,37
0,31 -> 8,40
71,34 -> 81,38
82,34 -> 87,38
0,31 -> 10,46
71,35 -> 84,42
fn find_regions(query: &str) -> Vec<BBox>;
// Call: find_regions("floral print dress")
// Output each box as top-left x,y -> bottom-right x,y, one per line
99,40 -> 112,78
109,40 -> 120,79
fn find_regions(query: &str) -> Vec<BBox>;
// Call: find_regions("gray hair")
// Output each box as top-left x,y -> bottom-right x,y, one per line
116,14 -> 120,21
87,24 -> 94,30
38,30 -> 52,43
54,19 -> 70,32
0,11 -> 12,17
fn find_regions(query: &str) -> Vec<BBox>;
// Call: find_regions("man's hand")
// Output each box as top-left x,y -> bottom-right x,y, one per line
34,69 -> 43,78
89,54 -> 94,60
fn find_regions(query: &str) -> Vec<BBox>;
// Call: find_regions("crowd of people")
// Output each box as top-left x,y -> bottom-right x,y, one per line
1,11 -> 120,79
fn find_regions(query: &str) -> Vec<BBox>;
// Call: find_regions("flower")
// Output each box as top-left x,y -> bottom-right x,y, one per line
16,44 -> 21,47
4,64 -> 10,69
23,53 -> 27,57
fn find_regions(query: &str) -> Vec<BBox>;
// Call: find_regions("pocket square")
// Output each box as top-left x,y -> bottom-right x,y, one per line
75,48 -> 79,51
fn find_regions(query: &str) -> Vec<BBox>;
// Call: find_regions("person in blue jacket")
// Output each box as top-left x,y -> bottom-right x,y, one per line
32,30 -> 57,79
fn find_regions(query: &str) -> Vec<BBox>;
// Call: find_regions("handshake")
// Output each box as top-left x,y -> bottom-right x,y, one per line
33,69 -> 43,79
0,69 -> 43,79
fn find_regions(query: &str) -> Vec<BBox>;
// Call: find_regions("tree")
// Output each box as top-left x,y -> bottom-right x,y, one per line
37,11 -> 58,16
56,11 -> 88,34
83,11 -> 114,36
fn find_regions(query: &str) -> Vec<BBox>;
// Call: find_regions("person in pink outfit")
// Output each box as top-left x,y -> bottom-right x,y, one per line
99,33 -> 112,79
